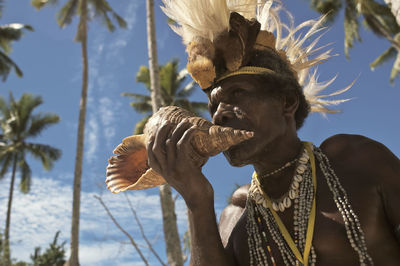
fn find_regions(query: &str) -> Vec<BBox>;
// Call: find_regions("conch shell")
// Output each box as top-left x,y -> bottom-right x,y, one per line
106,106 -> 253,193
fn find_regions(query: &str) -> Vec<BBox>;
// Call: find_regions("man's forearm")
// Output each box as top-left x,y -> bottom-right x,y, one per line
188,198 -> 233,266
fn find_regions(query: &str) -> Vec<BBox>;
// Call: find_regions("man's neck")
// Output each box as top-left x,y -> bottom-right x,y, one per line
252,136 -> 303,199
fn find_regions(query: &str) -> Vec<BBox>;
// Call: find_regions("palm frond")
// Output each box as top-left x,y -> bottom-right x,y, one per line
309,0 -> 342,23
91,0 -> 115,32
390,51 -> 400,84
129,102 -> 153,114
0,153 -> 12,179
160,59 -> 180,96
121,92 -> 151,101
134,115 -> 150,135
370,46 -> 396,70
360,0 -> 400,36
0,24 -> 33,53
57,0 -> 79,27
111,11 -> 128,29
0,95 -> 9,117
25,142 -> 61,170
31,0 -> 59,10
0,50 -> 23,81
344,1 -> 361,57
136,65 -> 151,89
90,0 -> 127,31
18,157 -> 31,193
17,94 -> 43,133
27,113 -> 60,138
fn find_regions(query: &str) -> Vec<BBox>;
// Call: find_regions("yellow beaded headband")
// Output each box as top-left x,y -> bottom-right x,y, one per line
161,0 -> 351,113
216,66 -> 276,84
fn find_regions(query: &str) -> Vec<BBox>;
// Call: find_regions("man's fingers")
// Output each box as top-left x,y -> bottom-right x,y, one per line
150,122 -> 174,172
153,122 -> 174,153
169,119 -> 192,144
177,125 -> 198,151
147,139 -> 162,174
166,119 -> 192,164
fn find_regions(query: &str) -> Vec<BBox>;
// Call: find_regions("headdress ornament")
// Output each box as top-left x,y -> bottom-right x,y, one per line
161,0 -> 352,113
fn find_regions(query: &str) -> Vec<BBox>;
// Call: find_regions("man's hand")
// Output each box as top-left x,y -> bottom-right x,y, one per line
147,118 -> 214,209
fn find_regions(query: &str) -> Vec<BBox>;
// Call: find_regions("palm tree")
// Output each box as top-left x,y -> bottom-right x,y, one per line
0,0 -> 33,81
308,0 -> 400,83
144,1 -> 183,264
123,59 -> 209,134
0,92 -> 61,265
30,1 -> 126,265
123,59 -> 207,266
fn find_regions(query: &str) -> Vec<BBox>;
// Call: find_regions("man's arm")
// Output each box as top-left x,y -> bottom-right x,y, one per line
147,120 -> 233,265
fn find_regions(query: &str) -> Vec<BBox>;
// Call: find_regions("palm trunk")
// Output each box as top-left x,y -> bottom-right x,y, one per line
67,1 -> 88,265
147,0 -> 162,111
3,156 -> 17,265
146,0 -> 183,265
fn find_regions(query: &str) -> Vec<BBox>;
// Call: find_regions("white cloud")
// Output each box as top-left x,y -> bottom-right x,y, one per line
85,113 -> 99,164
99,97 -> 119,142
82,1 -> 141,165
0,175 -> 188,265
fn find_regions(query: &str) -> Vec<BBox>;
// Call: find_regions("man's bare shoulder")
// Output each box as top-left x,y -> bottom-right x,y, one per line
320,134 -> 399,170
219,184 -> 249,247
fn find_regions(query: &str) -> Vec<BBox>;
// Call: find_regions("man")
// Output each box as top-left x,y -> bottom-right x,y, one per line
147,1 -> 400,265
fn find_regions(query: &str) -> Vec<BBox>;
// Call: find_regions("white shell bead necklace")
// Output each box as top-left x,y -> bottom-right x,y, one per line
258,149 -> 310,212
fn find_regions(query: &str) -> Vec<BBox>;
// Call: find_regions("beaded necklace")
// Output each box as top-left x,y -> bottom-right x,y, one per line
246,142 -> 373,265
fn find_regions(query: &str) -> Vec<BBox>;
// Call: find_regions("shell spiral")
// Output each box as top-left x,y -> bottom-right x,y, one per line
106,106 -> 253,193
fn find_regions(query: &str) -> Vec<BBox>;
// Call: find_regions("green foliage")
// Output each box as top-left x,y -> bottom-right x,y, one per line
0,92 -> 61,262
0,92 -> 62,185
308,0 -> 400,84
0,20 -> 33,80
30,231 -> 66,266
370,46 -> 396,70
310,0 -> 342,22
123,59 -> 209,134
0,231 -> 66,266
344,0 -> 361,57
31,0 -> 127,42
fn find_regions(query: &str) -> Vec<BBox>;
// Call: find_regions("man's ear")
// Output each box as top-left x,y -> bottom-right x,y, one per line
282,93 -> 299,117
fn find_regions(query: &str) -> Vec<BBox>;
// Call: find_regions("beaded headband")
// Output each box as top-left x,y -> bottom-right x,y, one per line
161,0 -> 351,113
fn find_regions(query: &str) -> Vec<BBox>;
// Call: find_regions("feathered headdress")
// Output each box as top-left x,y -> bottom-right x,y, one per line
161,0 -> 351,113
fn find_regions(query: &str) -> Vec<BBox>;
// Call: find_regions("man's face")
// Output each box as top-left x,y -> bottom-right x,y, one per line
208,75 -> 288,166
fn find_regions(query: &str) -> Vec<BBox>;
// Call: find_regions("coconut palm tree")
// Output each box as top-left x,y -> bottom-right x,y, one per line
308,0 -> 400,83
123,59 -> 209,134
144,1 -> 183,264
0,0 -> 33,81
30,1 -> 126,265
0,92 -> 61,265
123,59 -> 207,266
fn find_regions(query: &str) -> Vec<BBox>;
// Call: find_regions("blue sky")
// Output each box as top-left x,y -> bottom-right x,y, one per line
0,0 -> 399,265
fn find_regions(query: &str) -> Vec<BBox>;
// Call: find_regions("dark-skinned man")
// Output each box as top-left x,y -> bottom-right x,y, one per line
145,1 -> 400,265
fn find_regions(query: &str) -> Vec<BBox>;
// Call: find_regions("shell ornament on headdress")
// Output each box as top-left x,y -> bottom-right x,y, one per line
161,0 -> 352,113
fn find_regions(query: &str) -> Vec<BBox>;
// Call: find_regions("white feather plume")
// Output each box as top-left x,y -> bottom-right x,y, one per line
161,0 -> 230,44
253,1 -> 351,113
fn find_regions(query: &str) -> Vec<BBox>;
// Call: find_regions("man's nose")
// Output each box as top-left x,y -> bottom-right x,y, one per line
212,102 -> 234,125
